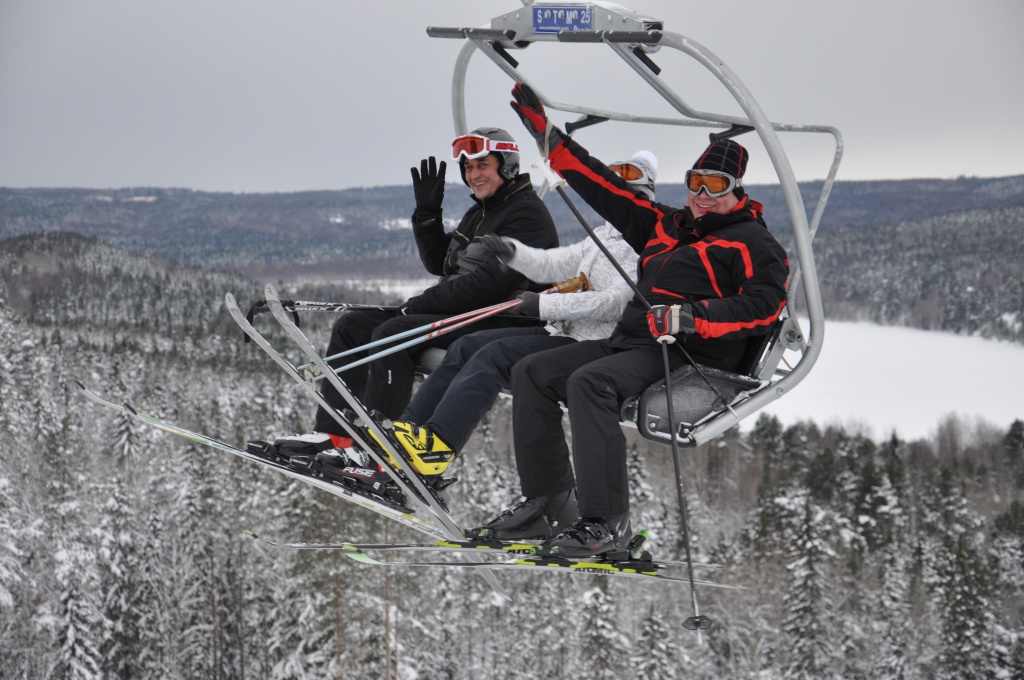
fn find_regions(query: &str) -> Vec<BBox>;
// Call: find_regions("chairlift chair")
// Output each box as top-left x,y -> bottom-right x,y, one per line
427,0 -> 843,448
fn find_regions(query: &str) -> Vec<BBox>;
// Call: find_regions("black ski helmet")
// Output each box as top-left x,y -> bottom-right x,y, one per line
454,127 -> 521,185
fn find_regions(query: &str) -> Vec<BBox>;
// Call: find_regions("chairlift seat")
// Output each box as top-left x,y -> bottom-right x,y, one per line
620,364 -> 762,446
415,347 -> 448,376
620,317 -> 786,446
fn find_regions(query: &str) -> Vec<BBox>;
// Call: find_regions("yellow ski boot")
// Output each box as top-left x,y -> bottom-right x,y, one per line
371,422 -> 456,477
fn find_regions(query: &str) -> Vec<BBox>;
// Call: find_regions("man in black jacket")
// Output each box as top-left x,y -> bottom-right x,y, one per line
272,127 -> 559,476
469,84 -> 789,556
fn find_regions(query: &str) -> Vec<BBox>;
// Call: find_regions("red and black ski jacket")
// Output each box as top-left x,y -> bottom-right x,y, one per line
549,137 -> 789,372
404,173 -> 559,315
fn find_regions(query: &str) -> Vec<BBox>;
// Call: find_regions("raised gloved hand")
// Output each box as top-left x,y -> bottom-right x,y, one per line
506,291 -> 541,318
473,235 -> 517,264
411,156 -> 446,223
510,82 -> 564,152
647,304 -> 696,340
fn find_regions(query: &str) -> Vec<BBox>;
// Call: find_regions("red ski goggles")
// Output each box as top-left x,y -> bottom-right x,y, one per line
452,134 -> 520,160
685,169 -> 741,197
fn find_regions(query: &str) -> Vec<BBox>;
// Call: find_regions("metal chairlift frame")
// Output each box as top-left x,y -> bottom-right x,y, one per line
427,1 -> 843,448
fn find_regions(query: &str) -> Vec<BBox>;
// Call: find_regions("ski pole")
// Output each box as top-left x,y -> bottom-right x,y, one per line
533,155 -> 711,639
242,299 -> 403,343
301,272 -> 587,383
304,273 -> 589,370
247,298 -> 402,319
307,299 -> 524,370
306,297 -> 525,383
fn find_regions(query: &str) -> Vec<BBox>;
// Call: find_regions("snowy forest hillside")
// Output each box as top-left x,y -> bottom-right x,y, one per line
3,174 -> 1024,345
1,224 -> 1023,677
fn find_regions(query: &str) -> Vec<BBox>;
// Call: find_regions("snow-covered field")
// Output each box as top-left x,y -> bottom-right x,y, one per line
758,320 -> 1024,441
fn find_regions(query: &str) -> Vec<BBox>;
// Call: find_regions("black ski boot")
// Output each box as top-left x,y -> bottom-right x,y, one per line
465,488 -> 578,541
313,449 -> 409,509
246,432 -> 343,473
540,513 -> 632,558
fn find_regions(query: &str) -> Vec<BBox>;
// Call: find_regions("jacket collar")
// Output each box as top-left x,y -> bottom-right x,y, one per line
469,173 -> 533,209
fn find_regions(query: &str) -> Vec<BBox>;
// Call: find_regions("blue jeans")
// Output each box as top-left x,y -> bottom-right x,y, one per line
401,326 -> 576,452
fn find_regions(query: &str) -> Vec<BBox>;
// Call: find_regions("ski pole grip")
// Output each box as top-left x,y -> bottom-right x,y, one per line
532,157 -> 566,191
551,271 -> 590,294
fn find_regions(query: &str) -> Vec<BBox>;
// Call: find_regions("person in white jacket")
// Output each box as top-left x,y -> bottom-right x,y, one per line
345,151 -> 656,534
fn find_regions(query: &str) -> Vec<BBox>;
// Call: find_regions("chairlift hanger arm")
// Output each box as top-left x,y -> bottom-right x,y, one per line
430,2 -> 844,446
445,27 -> 839,324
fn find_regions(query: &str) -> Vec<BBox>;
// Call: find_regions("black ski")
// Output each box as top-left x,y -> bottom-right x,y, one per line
245,529 -> 724,571
334,544 -> 743,588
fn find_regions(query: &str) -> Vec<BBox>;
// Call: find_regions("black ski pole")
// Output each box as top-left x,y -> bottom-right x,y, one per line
242,299 -> 403,343
534,157 -> 712,637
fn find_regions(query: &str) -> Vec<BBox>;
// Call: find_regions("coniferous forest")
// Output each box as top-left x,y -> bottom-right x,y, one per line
1,177 -> 1023,678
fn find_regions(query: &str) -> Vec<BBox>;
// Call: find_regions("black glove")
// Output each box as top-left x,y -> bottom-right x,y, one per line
473,235 -> 516,264
507,291 -> 541,318
411,156 -> 446,223
456,242 -> 492,276
647,304 -> 696,339
510,82 -> 564,152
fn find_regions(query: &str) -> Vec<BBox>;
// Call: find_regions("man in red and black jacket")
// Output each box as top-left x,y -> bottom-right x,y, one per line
468,83 -> 789,556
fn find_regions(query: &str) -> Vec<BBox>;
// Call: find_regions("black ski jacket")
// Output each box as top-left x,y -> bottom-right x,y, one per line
404,173 -> 559,315
549,136 -> 789,371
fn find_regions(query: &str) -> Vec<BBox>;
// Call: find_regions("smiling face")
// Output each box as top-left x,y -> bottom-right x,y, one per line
688,188 -> 740,219
462,154 -> 505,201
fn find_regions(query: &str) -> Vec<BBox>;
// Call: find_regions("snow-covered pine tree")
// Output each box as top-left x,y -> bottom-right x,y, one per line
577,581 -> 629,678
630,601 -> 677,678
872,545 -> 910,679
97,478 -> 145,679
937,532 -> 997,679
780,492 -> 836,679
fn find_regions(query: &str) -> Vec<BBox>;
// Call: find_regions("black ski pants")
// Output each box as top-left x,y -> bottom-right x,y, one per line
510,339 -> 686,519
401,326 -> 576,452
313,308 -> 533,434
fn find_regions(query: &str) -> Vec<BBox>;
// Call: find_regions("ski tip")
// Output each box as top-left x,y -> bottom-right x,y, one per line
73,379 -> 86,390
123,402 -> 140,416
244,529 -> 258,540
638,528 -> 650,539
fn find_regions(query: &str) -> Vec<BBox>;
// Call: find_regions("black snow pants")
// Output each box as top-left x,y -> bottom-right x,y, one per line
510,339 -> 686,519
312,308 -> 533,434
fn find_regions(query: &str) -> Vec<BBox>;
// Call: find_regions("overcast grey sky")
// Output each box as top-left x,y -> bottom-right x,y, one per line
2,0 -> 1022,193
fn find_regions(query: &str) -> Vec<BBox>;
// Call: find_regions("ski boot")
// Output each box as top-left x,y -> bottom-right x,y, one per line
246,432 -> 352,473
376,421 -> 457,476
312,448 -> 409,510
540,513 -> 632,558
465,488 -> 578,541
365,420 -> 460,506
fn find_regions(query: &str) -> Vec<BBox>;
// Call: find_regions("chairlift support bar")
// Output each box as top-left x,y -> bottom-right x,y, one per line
428,1 -> 843,446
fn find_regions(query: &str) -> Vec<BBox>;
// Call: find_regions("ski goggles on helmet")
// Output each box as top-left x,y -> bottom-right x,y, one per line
609,162 -> 646,182
609,160 -> 656,200
684,169 -> 741,197
452,134 -> 520,161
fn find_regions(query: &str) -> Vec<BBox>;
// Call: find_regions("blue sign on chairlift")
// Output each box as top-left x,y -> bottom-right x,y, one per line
532,5 -> 594,33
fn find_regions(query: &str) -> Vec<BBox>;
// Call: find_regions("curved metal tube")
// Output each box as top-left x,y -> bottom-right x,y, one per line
442,22 -> 842,445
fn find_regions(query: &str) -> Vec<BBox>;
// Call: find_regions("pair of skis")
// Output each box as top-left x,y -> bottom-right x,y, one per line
245,530 -> 738,588
78,284 -> 737,596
